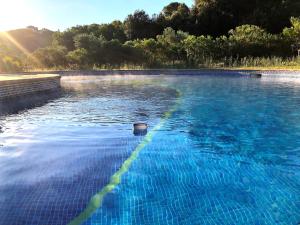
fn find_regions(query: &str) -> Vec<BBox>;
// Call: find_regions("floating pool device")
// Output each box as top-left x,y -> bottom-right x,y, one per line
249,73 -> 262,78
133,122 -> 148,136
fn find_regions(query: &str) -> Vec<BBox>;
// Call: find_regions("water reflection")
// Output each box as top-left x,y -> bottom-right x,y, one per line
85,75 -> 300,225
0,75 -> 177,225
0,75 -> 300,225
173,76 -> 300,167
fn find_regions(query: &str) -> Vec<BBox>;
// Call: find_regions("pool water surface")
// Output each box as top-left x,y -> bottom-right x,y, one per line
0,74 -> 299,225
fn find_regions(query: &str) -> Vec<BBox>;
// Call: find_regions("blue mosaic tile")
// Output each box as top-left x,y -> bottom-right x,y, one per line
0,75 -> 300,225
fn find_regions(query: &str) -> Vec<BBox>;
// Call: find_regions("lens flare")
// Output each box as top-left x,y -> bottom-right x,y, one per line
0,31 -> 41,68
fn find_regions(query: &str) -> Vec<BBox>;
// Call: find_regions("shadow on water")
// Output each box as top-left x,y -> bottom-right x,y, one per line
0,90 -> 63,116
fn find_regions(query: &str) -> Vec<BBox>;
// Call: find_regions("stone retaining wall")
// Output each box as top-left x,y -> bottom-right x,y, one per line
2,69 -> 300,77
3,69 -> 251,76
0,75 -> 61,100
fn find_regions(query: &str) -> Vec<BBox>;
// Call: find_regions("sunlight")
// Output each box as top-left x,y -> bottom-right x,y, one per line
0,31 -> 41,66
0,0 -> 38,31
0,150 -> 23,158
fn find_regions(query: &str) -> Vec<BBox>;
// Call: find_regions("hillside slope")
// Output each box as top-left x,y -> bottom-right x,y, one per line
0,27 -> 53,55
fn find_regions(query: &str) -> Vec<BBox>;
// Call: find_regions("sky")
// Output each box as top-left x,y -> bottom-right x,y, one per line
0,0 -> 194,31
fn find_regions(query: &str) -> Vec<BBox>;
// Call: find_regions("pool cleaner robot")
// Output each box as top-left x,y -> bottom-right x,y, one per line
133,122 -> 148,136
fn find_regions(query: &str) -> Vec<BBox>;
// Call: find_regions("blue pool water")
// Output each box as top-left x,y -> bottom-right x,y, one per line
0,74 -> 300,225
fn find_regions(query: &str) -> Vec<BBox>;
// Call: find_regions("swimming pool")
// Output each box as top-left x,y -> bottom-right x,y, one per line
0,74 -> 299,225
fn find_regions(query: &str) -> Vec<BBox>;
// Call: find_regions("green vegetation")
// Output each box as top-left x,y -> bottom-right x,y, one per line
1,1 -> 300,72
0,26 -> 53,71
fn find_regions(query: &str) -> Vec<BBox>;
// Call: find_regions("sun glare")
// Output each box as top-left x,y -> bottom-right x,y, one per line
0,0 -> 39,31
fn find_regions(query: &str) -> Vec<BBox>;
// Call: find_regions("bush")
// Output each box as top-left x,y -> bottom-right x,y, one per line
227,25 -> 273,57
31,46 -> 68,69
0,55 -> 22,72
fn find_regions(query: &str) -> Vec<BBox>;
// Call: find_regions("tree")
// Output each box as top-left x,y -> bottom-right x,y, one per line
160,2 -> 191,32
31,46 -> 68,68
101,39 -> 126,66
194,0 -> 300,35
67,48 -> 89,68
73,34 -> 105,65
157,27 -> 189,64
74,34 -> 102,51
128,38 -> 165,66
53,30 -> 76,51
121,43 -> 145,66
183,35 -> 215,65
97,21 -> 127,43
283,17 -> 300,45
124,10 -> 158,40
0,55 -> 22,72
192,0 -> 236,36
228,25 -> 273,57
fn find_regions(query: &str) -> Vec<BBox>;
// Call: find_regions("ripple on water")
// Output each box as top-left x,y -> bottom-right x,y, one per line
0,75 -> 300,225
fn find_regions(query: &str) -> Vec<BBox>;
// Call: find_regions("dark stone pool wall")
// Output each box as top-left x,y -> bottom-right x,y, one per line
3,69 -> 299,77
2,69 -> 251,76
0,70 -> 298,104
0,75 -> 61,100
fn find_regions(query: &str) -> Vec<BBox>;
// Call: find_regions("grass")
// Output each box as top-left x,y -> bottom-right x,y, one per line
225,66 -> 300,71
4,56 -> 300,74
209,56 -> 300,71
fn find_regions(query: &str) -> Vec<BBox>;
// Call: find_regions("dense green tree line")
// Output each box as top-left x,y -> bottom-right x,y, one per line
194,0 -> 300,35
26,17 -> 300,69
1,0 -> 300,71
